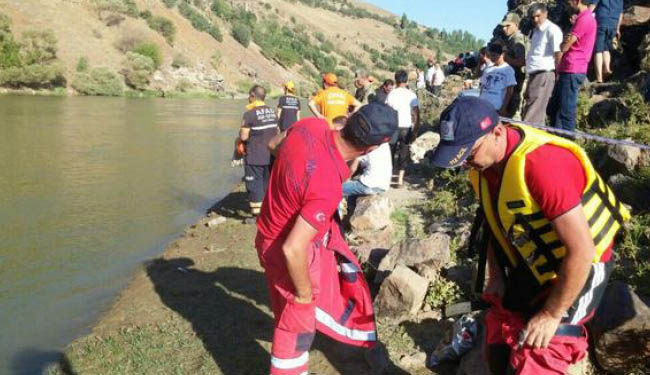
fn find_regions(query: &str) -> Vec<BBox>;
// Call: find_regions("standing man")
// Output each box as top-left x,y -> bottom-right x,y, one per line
240,85 -> 279,216
480,43 -> 517,116
277,81 -> 301,132
374,79 -> 394,104
425,57 -> 436,92
309,73 -> 361,128
431,96 -> 629,375
589,0 -> 624,83
386,69 -> 420,186
354,69 -> 378,104
501,12 -> 527,118
256,103 -> 398,375
522,3 -> 564,125
431,62 -> 446,96
548,0 -> 597,132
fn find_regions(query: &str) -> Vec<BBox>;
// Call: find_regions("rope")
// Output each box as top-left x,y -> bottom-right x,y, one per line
416,87 -> 650,151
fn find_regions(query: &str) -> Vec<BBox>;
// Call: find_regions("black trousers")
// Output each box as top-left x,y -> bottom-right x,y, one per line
244,164 -> 269,203
390,128 -> 411,170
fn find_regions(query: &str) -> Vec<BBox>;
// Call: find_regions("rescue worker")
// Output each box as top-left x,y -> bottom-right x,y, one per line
277,81 -> 301,132
256,102 -> 398,375
430,96 -> 629,375
308,73 -> 362,128
239,85 -> 278,216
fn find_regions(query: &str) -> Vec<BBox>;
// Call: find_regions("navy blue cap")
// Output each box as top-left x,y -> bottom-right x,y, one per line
430,96 -> 499,168
348,102 -> 398,146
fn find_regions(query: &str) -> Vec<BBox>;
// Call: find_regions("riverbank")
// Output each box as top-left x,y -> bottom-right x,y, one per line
0,87 -> 251,99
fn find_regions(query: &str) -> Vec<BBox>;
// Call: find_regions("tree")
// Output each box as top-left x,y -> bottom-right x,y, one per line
232,22 -> 251,47
400,13 -> 408,29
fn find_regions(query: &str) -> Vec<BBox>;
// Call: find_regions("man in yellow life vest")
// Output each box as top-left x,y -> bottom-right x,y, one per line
430,96 -> 629,375
308,73 -> 362,129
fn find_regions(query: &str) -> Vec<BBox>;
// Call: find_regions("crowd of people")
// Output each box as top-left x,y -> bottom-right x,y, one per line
232,1 -> 630,374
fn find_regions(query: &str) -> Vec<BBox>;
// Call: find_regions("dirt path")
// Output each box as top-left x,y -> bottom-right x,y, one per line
54,182 -> 454,375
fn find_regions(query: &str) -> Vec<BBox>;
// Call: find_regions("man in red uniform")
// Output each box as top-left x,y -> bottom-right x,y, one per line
256,102 -> 398,375
430,96 -> 628,375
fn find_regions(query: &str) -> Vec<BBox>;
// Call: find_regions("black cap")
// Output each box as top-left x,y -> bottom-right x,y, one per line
430,96 -> 499,168
347,102 -> 398,146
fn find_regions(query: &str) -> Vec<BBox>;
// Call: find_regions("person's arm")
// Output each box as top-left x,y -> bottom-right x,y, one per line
349,97 -> 363,113
268,130 -> 287,156
276,107 -> 283,121
561,33 -> 578,53
483,242 -> 505,297
348,157 -> 362,176
282,216 -> 319,303
308,98 -> 325,119
239,118 -> 250,141
506,43 -> 526,68
410,106 -> 420,143
523,205 -> 595,348
616,12 -> 623,40
499,86 -> 515,116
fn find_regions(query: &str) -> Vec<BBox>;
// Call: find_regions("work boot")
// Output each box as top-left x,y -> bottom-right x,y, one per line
364,341 -> 389,374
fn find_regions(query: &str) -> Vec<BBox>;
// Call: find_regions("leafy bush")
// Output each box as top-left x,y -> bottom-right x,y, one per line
131,42 -> 162,68
147,15 -> 176,45
76,56 -> 89,72
171,53 -> 191,68
0,14 -> 21,69
425,276 -> 463,310
91,0 -> 138,18
0,63 -> 65,88
178,2 -> 222,42
211,0 -> 231,19
72,67 -> 123,96
162,0 -> 177,8
123,51 -> 155,89
232,22 -> 251,47
139,10 -> 152,20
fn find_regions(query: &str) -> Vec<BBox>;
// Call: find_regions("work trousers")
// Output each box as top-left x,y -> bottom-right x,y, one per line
245,164 -> 269,207
522,71 -> 556,126
390,128 -> 411,170
548,73 -> 586,132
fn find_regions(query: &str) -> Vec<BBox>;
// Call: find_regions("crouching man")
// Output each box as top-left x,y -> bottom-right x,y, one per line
255,102 -> 398,375
430,96 -> 629,375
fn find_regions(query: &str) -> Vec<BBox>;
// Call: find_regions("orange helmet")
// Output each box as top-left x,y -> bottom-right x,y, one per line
323,73 -> 338,85
236,139 -> 247,156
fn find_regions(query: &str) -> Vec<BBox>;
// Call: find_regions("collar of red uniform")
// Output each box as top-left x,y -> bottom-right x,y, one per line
327,130 -> 351,182
245,100 -> 266,110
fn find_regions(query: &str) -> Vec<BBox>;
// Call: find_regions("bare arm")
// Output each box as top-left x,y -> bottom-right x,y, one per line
524,205 -> 595,348
268,130 -> 286,156
499,86 -> 515,115
308,99 -> 325,119
239,120 -> 250,141
616,13 -> 623,39
554,51 -> 563,70
561,34 -> 578,53
348,157 -> 362,176
276,107 -> 283,120
282,215 -> 319,303
350,98 -> 363,113
483,242 -> 505,297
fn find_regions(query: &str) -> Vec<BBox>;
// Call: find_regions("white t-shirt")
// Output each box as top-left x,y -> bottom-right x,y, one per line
358,143 -> 392,191
386,86 -> 419,128
416,71 -> 426,89
425,67 -> 435,85
432,66 -> 445,86
479,63 -> 517,111
526,19 -> 563,73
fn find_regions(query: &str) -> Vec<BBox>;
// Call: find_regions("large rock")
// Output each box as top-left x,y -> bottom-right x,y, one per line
375,233 -> 451,283
623,6 -> 650,26
375,265 -> 429,321
606,140 -> 641,173
349,195 -> 393,232
588,98 -> 630,127
410,132 -> 441,164
589,281 -> 650,373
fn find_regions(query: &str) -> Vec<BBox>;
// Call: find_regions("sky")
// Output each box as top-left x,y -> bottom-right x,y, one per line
364,0 -> 507,42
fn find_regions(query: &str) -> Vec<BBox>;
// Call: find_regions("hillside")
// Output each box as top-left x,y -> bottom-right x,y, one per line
0,0 -> 484,97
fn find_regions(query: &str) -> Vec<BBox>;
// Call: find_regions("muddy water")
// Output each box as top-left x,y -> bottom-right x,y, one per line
0,96 -> 258,374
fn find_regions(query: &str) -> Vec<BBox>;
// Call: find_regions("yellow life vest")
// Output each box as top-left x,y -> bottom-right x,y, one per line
469,124 -> 630,286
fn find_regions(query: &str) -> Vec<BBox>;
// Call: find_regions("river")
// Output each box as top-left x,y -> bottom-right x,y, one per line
0,96 -> 262,374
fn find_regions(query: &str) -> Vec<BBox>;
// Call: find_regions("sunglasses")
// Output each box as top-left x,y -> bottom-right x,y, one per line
464,135 -> 488,165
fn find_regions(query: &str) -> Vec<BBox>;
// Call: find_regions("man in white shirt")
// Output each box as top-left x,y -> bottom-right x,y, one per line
522,3 -> 564,124
480,43 -> 517,115
342,142 -> 392,197
425,58 -> 436,92
431,63 -> 445,96
386,69 -> 419,186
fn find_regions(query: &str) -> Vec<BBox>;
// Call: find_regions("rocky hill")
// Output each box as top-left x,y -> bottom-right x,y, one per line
0,0 -> 484,97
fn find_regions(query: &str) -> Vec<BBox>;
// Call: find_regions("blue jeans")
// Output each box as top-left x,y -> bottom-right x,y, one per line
342,180 -> 385,197
548,73 -> 586,132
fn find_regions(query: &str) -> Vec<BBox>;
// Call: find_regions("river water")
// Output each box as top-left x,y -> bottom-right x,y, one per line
0,96 -> 254,374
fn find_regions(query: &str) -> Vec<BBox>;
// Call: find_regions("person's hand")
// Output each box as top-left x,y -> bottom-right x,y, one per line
294,293 -> 313,304
522,310 -> 561,349
569,14 -> 577,25
616,29 -> 621,40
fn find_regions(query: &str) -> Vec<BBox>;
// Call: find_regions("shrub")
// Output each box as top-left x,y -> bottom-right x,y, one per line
162,0 -> 177,8
91,0 -> 138,19
171,53 -> 191,68
211,0 -> 231,19
76,56 -> 89,72
425,276 -> 463,310
232,22 -> 251,47
147,15 -> 176,45
20,30 -> 58,65
178,2 -> 222,42
0,63 -> 65,88
131,42 -> 162,68
72,67 -> 123,96
123,51 -> 155,89
210,51 -> 222,69
0,15 -> 21,69
139,10 -> 152,20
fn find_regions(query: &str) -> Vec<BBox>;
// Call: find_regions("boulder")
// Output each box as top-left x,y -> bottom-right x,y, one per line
588,98 -> 630,127
349,195 -> 393,232
206,216 -> 226,227
375,232 -> 451,283
589,281 -> 650,373
399,351 -> 427,370
606,140 -> 641,173
608,174 -> 650,210
410,131 -> 441,164
375,265 -> 429,321
622,6 -> 650,27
